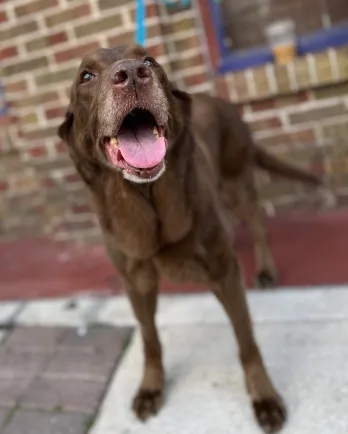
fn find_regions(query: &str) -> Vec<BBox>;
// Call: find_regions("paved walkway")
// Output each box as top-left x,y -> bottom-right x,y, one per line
0,325 -> 131,433
0,287 -> 347,433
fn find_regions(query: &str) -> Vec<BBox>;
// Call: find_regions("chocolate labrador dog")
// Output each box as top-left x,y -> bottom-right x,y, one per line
58,45 -> 320,433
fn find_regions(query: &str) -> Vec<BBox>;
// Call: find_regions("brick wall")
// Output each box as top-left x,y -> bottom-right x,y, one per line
214,46 -> 348,214
0,0 -> 347,243
0,0 -> 211,242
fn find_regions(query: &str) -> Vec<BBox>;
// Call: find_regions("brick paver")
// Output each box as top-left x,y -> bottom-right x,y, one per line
4,326 -> 66,349
0,325 -> 132,433
3,411 -> 87,434
0,349 -> 51,379
19,377 -> 106,413
43,350 -> 116,381
0,378 -> 31,408
0,410 -> 8,431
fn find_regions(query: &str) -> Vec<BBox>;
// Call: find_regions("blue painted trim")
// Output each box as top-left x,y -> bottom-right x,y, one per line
207,0 -> 348,73
136,0 -> 146,46
163,0 -> 191,7
297,23 -> 348,54
136,1 -> 192,46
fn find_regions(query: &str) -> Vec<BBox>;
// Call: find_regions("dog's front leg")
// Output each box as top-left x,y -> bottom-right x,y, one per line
211,255 -> 287,433
105,244 -> 164,421
123,260 -> 164,421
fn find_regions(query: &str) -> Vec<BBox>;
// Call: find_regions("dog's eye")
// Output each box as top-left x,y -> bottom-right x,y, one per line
144,57 -> 154,68
80,71 -> 95,83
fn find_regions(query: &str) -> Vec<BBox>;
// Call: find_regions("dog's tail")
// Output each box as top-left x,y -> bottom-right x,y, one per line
254,146 -> 322,185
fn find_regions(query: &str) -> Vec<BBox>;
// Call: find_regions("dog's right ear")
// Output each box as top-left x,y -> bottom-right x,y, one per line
58,109 -> 74,146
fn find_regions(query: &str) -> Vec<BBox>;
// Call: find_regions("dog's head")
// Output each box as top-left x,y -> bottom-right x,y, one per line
58,45 -> 190,184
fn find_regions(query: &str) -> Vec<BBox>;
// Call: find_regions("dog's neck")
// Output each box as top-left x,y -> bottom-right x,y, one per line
102,128 -> 196,245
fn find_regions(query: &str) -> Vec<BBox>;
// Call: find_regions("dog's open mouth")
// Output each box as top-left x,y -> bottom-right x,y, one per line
104,108 -> 166,181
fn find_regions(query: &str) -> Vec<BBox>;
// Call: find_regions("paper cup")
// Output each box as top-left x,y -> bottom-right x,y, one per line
265,20 -> 297,65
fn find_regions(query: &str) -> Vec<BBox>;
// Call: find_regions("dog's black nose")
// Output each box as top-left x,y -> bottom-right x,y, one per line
112,60 -> 152,88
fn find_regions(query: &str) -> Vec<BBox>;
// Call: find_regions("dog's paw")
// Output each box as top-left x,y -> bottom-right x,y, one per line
255,270 -> 277,289
132,389 -> 163,421
253,397 -> 287,433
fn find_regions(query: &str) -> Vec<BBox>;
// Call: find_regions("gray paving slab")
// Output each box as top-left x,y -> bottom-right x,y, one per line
2,410 -> 88,434
59,325 -> 130,355
0,348 -> 51,379
19,377 -> 106,414
5,326 -> 66,349
43,349 -> 117,381
0,377 -> 32,408
0,410 -> 9,431
0,324 -> 133,433
91,321 -> 348,434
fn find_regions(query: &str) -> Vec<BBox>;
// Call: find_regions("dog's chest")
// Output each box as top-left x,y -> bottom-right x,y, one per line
103,178 -> 193,260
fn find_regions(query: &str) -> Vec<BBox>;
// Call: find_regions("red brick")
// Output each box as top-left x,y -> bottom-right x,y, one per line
147,24 -> 162,39
2,56 -> 48,77
64,173 -> 81,184
275,91 -> 310,108
107,32 -> 133,48
287,129 -> 317,145
41,178 -> 56,188
27,146 -> 48,158
11,91 -> 59,108
45,107 -> 66,120
170,53 -> 205,71
258,128 -> 316,148
184,73 -> 207,87
251,99 -> 275,112
130,4 -> 158,21
146,44 -> 165,58
55,141 -> 68,154
15,0 -> 58,17
26,31 -> 68,52
98,0 -> 129,9
174,35 -> 200,52
0,181 -> 8,191
248,116 -> 282,132
58,219 -> 96,231
214,76 -> 229,101
5,80 -> 28,93
25,126 -> 57,141
74,14 -> 122,38
0,46 -> 18,61
54,42 -> 100,63
289,103 -> 346,124
0,11 -> 7,23
72,203 -> 92,214
46,4 -> 91,28
0,21 -> 38,43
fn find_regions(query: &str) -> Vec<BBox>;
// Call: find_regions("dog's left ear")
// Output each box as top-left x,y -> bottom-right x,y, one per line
58,109 -> 74,146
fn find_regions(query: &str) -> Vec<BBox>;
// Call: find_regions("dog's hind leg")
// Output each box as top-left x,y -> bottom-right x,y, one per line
242,200 -> 277,289
223,172 -> 277,289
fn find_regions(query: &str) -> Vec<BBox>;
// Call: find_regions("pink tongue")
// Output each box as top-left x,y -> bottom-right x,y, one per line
117,124 -> 166,168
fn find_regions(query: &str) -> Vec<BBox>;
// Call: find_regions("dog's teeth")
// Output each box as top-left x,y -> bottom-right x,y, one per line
110,137 -> 118,148
153,127 -> 159,139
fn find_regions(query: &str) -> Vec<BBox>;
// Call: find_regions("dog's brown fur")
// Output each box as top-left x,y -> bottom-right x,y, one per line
58,45 -> 320,433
